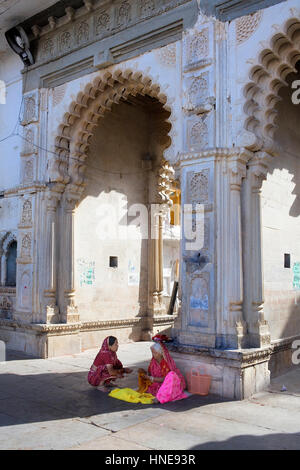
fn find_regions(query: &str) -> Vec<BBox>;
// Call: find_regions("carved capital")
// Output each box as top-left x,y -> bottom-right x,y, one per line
228,149 -> 251,190
44,188 -> 63,211
247,151 -> 273,191
61,187 -> 81,211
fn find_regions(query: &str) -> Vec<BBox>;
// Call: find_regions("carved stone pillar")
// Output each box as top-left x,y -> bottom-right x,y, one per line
225,152 -> 249,349
0,252 -> 6,286
176,151 -> 215,348
43,190 -> 61,324
243,152 -> 271,347
60,189 -> 80,323
176,148 -> 252,350
148,159 -> 174,320
149,207 -> 166,317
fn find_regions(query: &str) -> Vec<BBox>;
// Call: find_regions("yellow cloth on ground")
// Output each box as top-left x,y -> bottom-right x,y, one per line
108,387 -> 155,404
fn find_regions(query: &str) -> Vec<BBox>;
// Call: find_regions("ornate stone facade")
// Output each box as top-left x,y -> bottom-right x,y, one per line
0,0 -> 299,401
33,0 -> 193,67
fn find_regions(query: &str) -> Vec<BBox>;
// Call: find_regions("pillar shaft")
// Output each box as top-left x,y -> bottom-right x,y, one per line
43,190 -> 61,324
225,154 -> 248,348
177,148 -> 252,350
60,189 -> 80,323
244,152 -> 271,347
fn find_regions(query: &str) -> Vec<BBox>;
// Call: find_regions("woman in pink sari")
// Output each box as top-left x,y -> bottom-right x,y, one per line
140,342 -> 188,404
88,336 -> 132,391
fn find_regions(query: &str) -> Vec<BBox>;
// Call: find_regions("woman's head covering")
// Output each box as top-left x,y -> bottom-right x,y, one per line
100,337 -> 110,352
92,336 -> 123,369
150,341 -> 186,390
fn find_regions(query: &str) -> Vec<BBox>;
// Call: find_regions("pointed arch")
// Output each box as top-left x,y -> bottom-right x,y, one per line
51,68 -> 174,186
243,15 -> 300,153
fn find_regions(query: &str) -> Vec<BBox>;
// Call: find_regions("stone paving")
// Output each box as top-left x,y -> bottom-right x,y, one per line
0,341 -> 300,450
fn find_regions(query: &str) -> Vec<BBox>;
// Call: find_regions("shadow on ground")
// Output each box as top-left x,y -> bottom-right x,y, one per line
190,432 -> 300,450
0,351 -> 231,429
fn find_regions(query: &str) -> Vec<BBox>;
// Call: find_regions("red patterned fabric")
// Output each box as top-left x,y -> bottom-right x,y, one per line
146,343 -> 187,401
87,337 -> 123,387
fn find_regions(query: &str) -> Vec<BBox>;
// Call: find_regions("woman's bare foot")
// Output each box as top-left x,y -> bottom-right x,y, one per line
104,381 -> 115,388
97,385 -> 110,392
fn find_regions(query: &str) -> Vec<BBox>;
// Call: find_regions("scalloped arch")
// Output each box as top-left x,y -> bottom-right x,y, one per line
0,231 -> 17,255
243,14 -> 300,153
52,68 -> 174,185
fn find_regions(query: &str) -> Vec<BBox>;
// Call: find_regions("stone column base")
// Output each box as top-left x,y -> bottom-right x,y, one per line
167,343 -> 272,399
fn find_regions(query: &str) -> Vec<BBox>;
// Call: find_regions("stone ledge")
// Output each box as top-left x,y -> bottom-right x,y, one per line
167,342 -> 272,368
271,335 -> 300,354
0,287 -> 16,295
0,315 -> 176,335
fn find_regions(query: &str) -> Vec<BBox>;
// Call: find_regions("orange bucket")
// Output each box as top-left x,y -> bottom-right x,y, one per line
187,367 -> 211,396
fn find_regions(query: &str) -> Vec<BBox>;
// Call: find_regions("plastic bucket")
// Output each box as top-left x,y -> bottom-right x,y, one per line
187,367 -> 211,396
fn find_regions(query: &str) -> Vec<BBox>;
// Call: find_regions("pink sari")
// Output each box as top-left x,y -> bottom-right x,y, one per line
87,337 -> 123,387
146,343 -> 188,404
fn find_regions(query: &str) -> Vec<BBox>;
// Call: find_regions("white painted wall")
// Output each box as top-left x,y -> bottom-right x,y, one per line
0,51 -> 22,191
74,101 -> 153,321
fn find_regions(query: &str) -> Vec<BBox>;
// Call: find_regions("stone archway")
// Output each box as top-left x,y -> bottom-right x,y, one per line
43,69 -> 177,333
49,68 -> 174,186
0,232 -> 17,287
243,15 -> 300,154
240,15 -> 300,348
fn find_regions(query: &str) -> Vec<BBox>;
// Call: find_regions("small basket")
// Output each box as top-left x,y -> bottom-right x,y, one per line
187,366 -> 211,396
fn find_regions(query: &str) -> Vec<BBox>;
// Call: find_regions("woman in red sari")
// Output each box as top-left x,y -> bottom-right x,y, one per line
139,342 -> 187,403
88,336 -> 132,391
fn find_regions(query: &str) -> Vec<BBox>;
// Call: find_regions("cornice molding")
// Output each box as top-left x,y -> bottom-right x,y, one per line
0,315 -> 176,335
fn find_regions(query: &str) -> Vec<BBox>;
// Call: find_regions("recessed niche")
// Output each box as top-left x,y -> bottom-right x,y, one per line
109,256 -> 118,268
284,254 -> 291,268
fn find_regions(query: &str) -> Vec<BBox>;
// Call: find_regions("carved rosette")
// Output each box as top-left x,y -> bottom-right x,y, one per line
187,169 -> 209,205
95,11 -> 111,34
40,37 -> 55,61
21,91 -> 39,125
116,1 -> 131,27
188,28 -> 209,65
187,73 -> 209,108
188,117 -> 209,151
75,21 -> 89,45
59,30 -> 72,53
19,199 -> 33,228
18,232 -> 32,264
21,126 -> 37,156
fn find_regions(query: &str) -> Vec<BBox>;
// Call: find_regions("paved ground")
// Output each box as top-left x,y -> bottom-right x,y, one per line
0,341 -> 300,450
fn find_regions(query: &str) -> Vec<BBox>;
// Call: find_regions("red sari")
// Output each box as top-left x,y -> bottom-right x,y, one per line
87,337 -> 123,387
146,343 -> 187,403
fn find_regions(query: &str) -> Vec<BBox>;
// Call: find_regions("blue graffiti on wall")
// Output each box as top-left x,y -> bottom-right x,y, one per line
77,258 -> 96,287
293,262 -> 300,290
